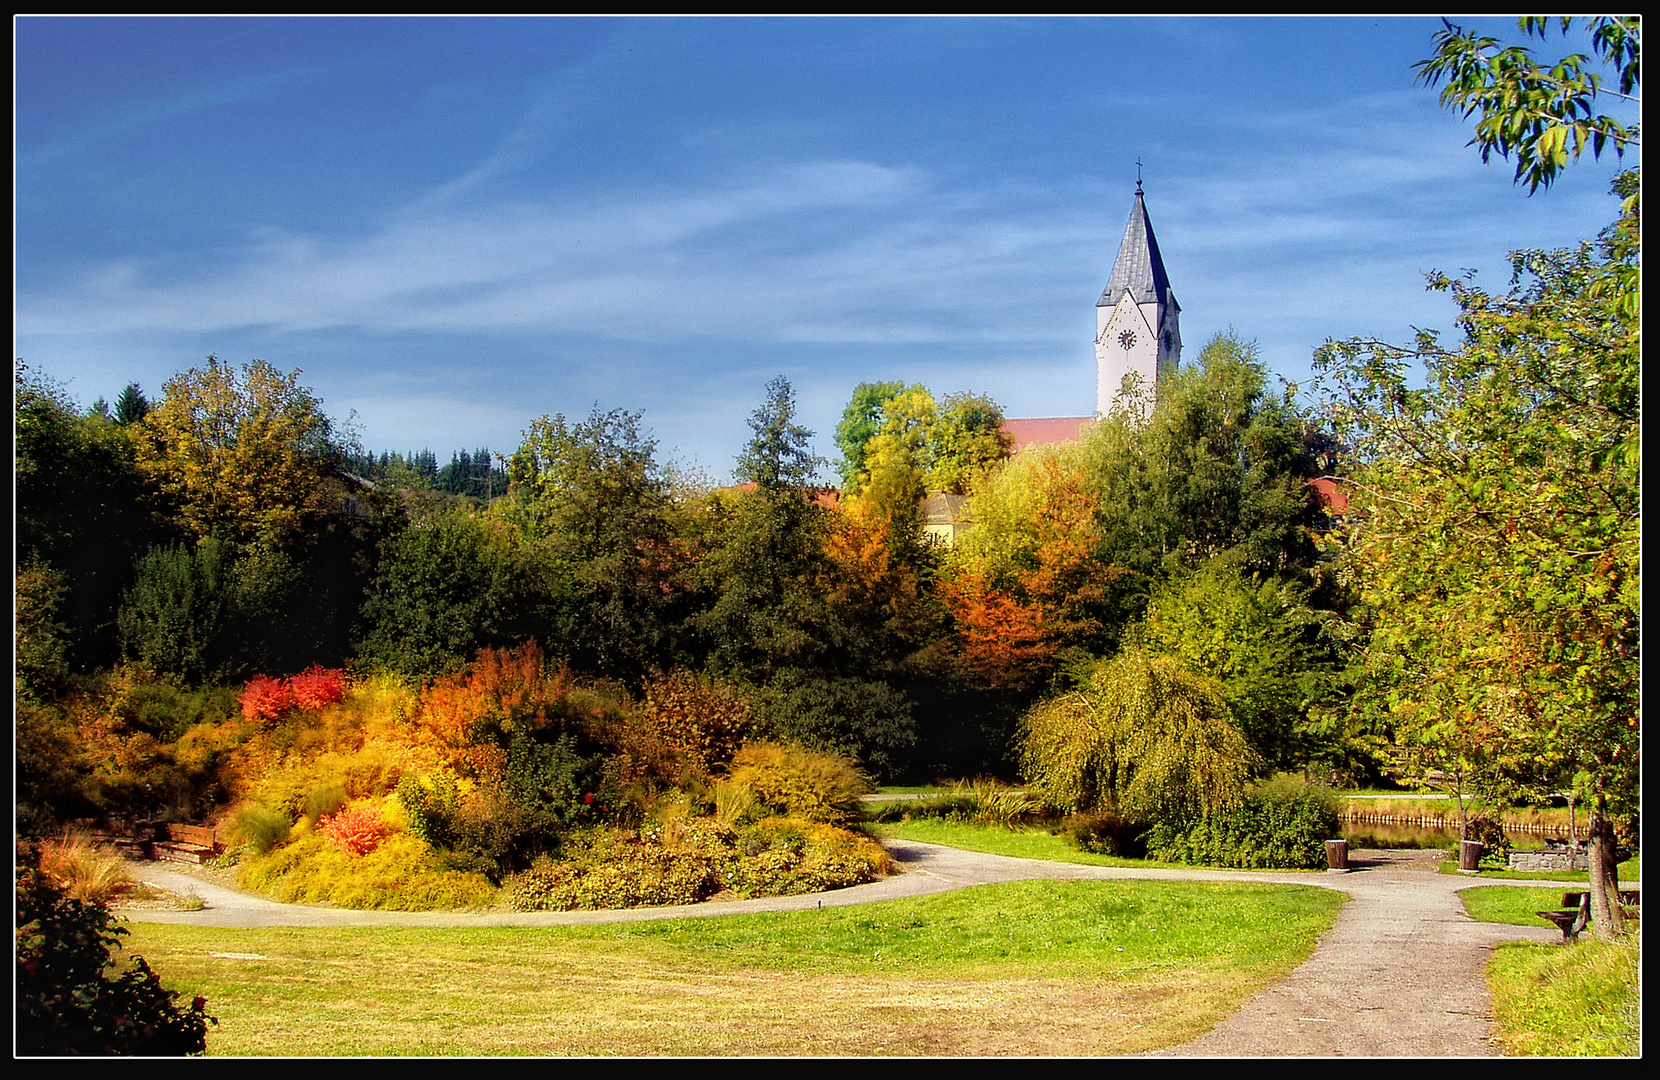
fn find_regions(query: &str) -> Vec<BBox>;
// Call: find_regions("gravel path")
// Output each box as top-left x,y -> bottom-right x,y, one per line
118,843 -> 1602,1056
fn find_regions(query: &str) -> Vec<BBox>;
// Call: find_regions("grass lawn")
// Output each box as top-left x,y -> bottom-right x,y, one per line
874,819 -> 1321,873
1460,885 -> 1640,1057
124,878 -> 1343,1056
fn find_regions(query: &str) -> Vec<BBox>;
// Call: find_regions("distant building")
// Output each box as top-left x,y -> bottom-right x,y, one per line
921,490 -> 973,547
1000,181 -> 1181,451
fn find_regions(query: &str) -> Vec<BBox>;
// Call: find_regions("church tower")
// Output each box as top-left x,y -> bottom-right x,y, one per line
1095,182 -> 1180,415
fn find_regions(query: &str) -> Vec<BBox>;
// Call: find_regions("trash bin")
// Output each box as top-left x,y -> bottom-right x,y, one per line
1459,839 -> 1484,872
1325,839 -> 1349,871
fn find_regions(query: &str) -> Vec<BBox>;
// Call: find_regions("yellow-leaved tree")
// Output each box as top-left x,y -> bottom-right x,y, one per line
134,356 -> 345,549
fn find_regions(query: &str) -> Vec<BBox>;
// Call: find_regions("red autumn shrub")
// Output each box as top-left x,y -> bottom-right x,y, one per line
241,675 -> 294,724
318,804 -> 388,857
289,665 -> 346,710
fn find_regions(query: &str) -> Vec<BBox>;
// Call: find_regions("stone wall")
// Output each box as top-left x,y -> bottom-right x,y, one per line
1508,849 -> 1589,872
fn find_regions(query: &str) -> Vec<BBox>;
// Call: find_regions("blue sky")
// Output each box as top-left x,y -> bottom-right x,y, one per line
15,16 -> 1635,482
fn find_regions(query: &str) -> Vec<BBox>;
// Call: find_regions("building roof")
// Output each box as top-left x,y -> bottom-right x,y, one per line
999,416 -> 1095,453
1308,477 -> 1349,515
1098,186 -> 1178,313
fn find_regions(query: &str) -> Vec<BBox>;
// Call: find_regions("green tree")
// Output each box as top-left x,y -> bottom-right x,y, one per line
1018,650 -> 1257,821
503,408 -> 679,683
113,382 -> 151,426
1086,332 -> 1320,584
833,380 -> 908,487
1319,16 -> 1639,939
1320,215 -> 1638,936
357,510 -> 535,678
696,376 -> 832,680
16,363 -> 169,670
1135,553 -> 1328,767
1416,17 -> 1639,194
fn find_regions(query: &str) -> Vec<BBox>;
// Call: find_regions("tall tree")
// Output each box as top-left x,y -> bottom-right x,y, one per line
113,382 -> 151,426
16,363 -> 169,670
133,356 -> 344,550
504,407 -> 680,683
1322,17 -> 1639,937
696,376 -> 832,680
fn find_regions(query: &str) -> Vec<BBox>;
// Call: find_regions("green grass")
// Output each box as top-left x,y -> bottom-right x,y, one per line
876,819 -> 1156,867
1460,885 -> 1582,927
876,819 -> 1323,872
1486,936 -> 1640,1056
123,878 -> 1344,1056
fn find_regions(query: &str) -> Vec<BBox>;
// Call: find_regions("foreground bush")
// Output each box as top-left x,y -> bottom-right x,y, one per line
238,829 -> 498,910
502,816 -> 890,911
16,844 -> 214,1056
1144,776 -> 1339,869
727,742 -> 872,827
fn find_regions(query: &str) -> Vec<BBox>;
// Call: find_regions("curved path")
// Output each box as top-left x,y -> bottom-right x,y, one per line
119,844 -> 1604,1056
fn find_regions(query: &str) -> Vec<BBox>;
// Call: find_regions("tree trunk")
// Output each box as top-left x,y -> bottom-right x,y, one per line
1586,809 -> 1626,940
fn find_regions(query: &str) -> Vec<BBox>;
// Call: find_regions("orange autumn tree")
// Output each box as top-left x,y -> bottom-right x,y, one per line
942,443 -> 1112,689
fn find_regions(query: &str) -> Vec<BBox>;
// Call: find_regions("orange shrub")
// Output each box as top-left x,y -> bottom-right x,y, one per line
240,675 -> 293,724
318,804 -> 389,857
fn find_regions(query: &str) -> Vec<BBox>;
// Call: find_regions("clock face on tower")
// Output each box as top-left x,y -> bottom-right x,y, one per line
1118,329 -> 1137,350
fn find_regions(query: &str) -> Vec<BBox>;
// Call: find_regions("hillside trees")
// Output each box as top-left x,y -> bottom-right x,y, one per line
113,357 -> 370,680
16,365 -> 171,673
504,408 -> 682,684
1323,17 -> 1639,937
696,376 -> 917,776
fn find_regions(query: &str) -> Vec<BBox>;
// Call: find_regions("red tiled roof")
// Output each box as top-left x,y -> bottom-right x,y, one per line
1308,477 -> 1349,514
999,416 -> 1096,453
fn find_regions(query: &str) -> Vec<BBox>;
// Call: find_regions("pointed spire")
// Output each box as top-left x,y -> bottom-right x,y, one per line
1097,186 -> 1174,311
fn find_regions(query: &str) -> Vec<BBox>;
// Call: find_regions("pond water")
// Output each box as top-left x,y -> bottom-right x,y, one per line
1339,818 -> 1574,849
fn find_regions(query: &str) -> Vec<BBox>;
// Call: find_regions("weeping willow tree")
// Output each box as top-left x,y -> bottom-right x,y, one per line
1018,650 -> 1258,820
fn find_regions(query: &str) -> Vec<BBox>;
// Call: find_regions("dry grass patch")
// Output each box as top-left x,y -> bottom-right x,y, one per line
124,879 -> 1342,1056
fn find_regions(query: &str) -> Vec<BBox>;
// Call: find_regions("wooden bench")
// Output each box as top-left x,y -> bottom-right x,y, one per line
148,823 -> 223,865
1537,889 -> 1640,942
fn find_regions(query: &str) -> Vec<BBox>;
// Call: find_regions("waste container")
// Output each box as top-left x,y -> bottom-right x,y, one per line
1325,839 -> 1349,871
1458,839 -> 1483,872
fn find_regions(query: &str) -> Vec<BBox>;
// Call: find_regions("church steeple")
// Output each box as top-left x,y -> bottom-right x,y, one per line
1095,182 -> 1181,415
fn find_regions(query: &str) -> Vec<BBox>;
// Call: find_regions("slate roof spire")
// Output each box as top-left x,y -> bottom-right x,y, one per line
1097,181 -> 1176,313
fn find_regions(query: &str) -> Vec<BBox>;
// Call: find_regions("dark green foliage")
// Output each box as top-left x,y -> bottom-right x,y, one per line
113,383 -> 151,426
16,559 -> 73,701
357,511 -> 536,677
1088,333 -> 1321,588
16,844 -> 215,1056
1061,810 -> 1149,858
505,408 -> 680,684
17,364 -> 172,671
748,673 -> 917,782
737,375 -> 823,492
696,377 -> 837,683
117,540 -> 231,683
1143,776 -> 1340,869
